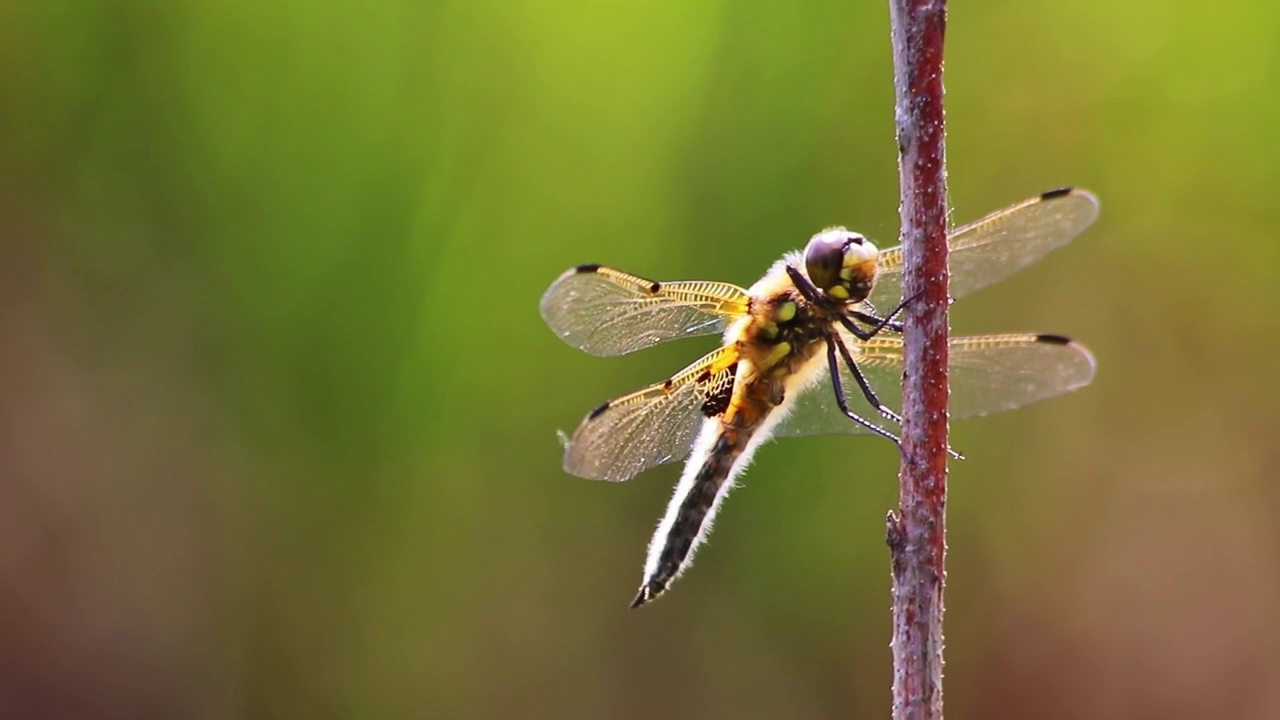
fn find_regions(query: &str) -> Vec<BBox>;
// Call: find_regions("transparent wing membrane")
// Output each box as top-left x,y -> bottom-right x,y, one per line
545,189 -> 1100,475
772,332 -> 1096,439
562,345 -> 740,482
540,265 -> 751,357
872,188 -> 1100,306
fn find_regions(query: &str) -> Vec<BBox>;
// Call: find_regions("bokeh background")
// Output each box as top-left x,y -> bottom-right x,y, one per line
3,1 -> 1278,718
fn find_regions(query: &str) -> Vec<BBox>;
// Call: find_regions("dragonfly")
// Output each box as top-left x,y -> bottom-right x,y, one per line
540,187 -> 1099,608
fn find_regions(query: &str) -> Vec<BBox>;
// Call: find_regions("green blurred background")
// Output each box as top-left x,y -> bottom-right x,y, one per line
3,1 -> 1278,718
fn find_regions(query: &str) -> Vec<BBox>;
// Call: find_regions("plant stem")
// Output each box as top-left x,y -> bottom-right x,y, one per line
886,0 -> 949,719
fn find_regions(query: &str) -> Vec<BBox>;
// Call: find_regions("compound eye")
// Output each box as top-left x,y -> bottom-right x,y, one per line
804,231 -> 853,291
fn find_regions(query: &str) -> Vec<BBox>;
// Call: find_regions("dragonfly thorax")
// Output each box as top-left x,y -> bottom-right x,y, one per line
803,227 -> 879,303
742,289 -> 831,379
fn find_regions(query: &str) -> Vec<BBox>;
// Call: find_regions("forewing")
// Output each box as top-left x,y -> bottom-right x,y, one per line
871,188 -> 1100,307
540,265 -> 751,357
562,345 -> 740,481
772,332 -> 1096,438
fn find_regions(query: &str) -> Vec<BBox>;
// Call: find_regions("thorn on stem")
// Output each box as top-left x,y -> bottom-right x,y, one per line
886,510 -> 906,553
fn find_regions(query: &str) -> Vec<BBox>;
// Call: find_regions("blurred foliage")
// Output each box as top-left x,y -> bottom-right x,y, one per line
2,1 -> 1279,718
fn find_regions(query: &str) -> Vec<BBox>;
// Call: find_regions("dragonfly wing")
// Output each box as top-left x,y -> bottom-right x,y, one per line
562,344 -> 740,481
772,332 -> 1096,438
540,265 -> 751,357
934,333 -> 1096,418
871,188 -> 1100,307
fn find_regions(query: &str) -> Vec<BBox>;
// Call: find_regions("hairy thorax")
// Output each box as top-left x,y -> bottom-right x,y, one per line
723,289 -> 831,430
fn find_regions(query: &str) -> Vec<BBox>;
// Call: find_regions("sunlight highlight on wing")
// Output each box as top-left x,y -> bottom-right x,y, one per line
562,344 -> 740,482
872,188 -> 1099,306
772,332 -> 1096,439
540,265 -> 750,357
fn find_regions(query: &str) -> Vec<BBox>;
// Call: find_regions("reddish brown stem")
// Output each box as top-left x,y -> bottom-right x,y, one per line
886,0 -> 949,719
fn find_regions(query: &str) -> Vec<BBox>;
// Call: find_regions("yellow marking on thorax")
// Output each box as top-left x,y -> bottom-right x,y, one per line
758,341 -> 792,371
720,253 -> 830,430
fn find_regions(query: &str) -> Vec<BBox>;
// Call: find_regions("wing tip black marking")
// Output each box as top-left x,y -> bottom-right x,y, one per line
574,263 -> 603,274
1040,187 -> 1074,200
1035,333 -> 1073,346
587,400 -> 611,419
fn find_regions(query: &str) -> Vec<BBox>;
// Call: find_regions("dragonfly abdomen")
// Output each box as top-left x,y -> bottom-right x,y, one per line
630,360 -> 802,608
631,419 -> 757,608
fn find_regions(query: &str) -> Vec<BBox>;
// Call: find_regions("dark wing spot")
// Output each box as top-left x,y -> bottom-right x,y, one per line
698,361 -> 738,418
587,400 -> 611,419
574,263 -> 602,274
662,379 -> 674,392
1040,187 -> 1073,200
647,281 -> 661,294
1034,333 -> 1072,345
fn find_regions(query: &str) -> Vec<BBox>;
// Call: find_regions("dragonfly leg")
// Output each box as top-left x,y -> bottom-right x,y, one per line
847,289 -> 927,335
848,291 -> 916,333
829,332 -> 964,460
824,336 -> 903,445
785,264 -> 827,305
848,310 -> 903,334
788,264 -> 921,341
786,265 -> 882,341
828,332 -> 904,427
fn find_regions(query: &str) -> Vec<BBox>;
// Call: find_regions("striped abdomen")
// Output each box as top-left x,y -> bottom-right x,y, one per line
630,377 -> 779,608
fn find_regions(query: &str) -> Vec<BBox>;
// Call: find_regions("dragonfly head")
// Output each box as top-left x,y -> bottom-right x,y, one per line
803,227 -> 879,303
